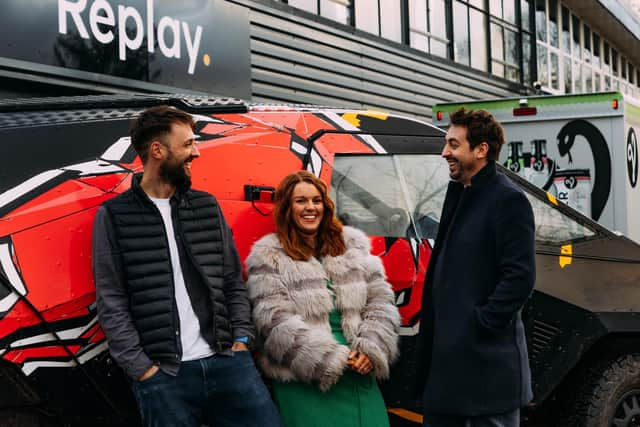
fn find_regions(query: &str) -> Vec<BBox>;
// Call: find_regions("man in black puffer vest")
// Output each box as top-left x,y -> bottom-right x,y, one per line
92,106 -> 282,427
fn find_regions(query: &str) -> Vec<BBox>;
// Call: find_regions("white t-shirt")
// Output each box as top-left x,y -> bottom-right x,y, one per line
150,197 -> 214,361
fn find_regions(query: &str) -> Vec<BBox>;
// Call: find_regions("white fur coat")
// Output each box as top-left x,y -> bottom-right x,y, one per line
245,226 -> 400,391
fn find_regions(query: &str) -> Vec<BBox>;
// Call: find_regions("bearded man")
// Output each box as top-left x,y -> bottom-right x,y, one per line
92,105 -> 281,427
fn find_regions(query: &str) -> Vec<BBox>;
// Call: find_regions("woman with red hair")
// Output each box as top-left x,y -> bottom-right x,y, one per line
246,170 -> 400,427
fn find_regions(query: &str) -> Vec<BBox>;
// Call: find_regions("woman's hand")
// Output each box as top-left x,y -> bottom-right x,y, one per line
347,350 -> 374,375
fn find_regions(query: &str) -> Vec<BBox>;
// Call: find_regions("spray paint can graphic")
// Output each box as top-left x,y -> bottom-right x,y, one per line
529,139 -> 550,188
505,141 -> 525,176
553,169 -> 592,217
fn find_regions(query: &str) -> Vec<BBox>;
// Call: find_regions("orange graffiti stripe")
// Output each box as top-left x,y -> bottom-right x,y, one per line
387,407 -> 423,423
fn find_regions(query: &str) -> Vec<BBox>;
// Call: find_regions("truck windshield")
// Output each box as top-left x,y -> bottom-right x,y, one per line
329,154 -> 448,240
330,154 -> 596,244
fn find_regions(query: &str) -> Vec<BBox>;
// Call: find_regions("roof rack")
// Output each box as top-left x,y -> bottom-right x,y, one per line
0,93 -> 249,114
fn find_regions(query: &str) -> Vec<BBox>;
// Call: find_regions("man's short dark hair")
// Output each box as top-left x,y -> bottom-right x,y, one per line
129,105 -> 195,163
449,108 -> 505,161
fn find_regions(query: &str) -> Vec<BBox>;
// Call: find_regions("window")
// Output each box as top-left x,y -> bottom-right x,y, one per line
561,7 -> 570,55
470,8 -> 488,71
453,1 -> 470,65
321,0 -> 352,25
593,33 -> 601,68
355,0 -> 402,43
288,0 -> 353,25
330,154 -> 596,245
522,0 -> 531,31
490,0 -> 524,82
330,154 -> 449,239
288,0 -> 318,13
571,14 -> 581,59
548,0 -> 558,48
408,0 -> 449,57
535,0 -> 546,43
525,193 -> 595,244
583,25 -> 591,63
532,3 -> 634,95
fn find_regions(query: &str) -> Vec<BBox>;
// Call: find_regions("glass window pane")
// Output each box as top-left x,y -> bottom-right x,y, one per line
574,61 -> 582,93
470,0 -> 485,9
583,25 -> 591,64
492,22 -> 505,61
561,6 -> 570,54
521,0 -> 531,31
525,193 -> 595,244
431,39 -> 448,57
470,9 -> 488,71
289,0 -> 319,14
564,55 -> 572,93
571,14 -> 581,59
430,0 -> 447,39
523,33 -> 532,86
585,66 -> 593,92
504,0 -> 516,23
603,42 -> 610,73
355,0 -> 380,35
409,0 -> 427,33
454,2 -> 470,65
593,33 -> 601,68
409,0 -> 429,51
321,0 -> 352,25
612,48 -> 618,77
505,28 -> 518,66
380,0 -> 402,42
548,0 -> 558,48
490,0 -> 502,19
604,74 -> 611,91
629,64 -> 635,84
537,44 -> 549,86
397,155 -> 450,239
411,32 -> 429,51
535,0 -> 546,42
330,156 -> 409,238
330,154 -> 451,239
622,57 -> 627,79
550,51 -> 559,89
493,61 -> 505,78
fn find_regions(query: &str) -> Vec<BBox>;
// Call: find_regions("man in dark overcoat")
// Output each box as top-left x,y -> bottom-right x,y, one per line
416,108 -> 536,426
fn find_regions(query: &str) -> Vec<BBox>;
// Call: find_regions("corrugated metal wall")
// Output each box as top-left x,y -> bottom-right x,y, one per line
230,0 -> 522,121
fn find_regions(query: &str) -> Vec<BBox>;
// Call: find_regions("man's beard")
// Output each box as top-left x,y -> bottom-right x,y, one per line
159,157 -> 191,189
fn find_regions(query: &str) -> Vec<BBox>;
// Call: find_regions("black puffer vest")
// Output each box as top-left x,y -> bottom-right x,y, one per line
102,175 -> 232,362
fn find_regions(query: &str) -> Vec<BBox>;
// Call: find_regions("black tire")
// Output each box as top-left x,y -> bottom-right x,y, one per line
567,354 -> 640,427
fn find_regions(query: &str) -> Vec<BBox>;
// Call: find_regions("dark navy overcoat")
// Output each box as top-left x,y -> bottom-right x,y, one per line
416,161 -> 536,415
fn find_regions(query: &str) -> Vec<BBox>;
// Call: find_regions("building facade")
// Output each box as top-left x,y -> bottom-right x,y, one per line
1,0 -> 639,121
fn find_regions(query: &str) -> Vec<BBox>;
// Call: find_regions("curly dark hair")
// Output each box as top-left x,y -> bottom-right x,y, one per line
449,108 -> 505,161
129,105 -> 195,163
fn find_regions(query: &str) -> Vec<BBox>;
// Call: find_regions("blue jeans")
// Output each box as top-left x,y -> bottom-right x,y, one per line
132,351 -> 282,427
423,409 -> 520,427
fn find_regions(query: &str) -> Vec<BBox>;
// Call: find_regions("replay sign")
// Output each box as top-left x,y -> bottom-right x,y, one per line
0,0 -> 251,97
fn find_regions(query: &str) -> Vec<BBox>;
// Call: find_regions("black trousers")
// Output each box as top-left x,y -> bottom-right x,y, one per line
423,409 -> 520,427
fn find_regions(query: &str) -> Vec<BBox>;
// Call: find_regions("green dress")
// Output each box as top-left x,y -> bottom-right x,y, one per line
272,281 -> 389,427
